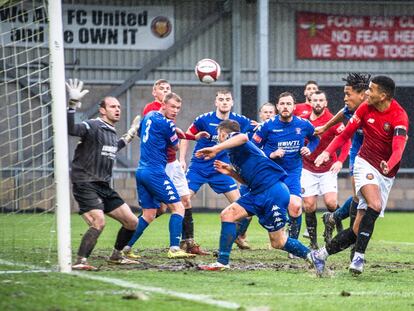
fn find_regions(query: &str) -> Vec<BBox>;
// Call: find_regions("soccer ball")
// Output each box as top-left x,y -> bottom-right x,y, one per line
195,58 -> 221,84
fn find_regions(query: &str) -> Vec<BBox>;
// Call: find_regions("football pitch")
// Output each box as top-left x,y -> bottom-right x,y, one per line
1,212 -> 414,311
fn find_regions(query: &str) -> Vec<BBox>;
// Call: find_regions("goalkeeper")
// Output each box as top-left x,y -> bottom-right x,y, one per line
66,79 -> 141,271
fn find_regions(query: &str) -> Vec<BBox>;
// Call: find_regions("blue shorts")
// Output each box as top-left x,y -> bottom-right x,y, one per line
239,184 -> 249,196
186,166 -> 238,194
136,168 -> 180,209
237,181 -> 290,232
284,168 -> 302,197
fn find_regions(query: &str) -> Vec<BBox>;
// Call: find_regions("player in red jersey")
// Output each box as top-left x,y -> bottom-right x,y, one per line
142,79 -> 210,255
301,91 -> 351,249
294,80 -> 318,118
310,76 -> 409,276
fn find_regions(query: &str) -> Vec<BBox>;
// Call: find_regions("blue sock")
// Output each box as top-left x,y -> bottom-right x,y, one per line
128,216 -> 149,247
334,196 -> 352,221
237,218 -> 251,236
282,237 -> 310,259
289,214 -> 302,239
169,213 -> 184,247
218,222 -> 237,265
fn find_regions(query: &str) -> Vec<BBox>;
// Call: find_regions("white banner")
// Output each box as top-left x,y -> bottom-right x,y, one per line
0,4 -> 174,50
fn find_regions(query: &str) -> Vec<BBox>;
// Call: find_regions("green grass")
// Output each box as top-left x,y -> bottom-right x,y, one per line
1,213 -> 414,310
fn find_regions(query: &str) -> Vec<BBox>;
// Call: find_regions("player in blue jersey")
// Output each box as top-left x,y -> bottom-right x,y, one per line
236,101 -> 277,249
122,92 -> 196,259
252,92 -> 319,257
195,120 -> 323,274
179,90 -> 256,249
314,73 -> 370,251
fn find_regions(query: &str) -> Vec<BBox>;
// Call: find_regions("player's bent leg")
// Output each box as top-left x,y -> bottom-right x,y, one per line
123,208 -> 157,255
350,185 -> 382,274
107,204 -> 140,262
73,210 -> 105,270
199,203 -> 247,271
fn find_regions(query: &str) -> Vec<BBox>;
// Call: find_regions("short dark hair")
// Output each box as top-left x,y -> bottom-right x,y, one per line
305,80 -> 318,88
277,91 -> 296,104
342,73 -> 371,93
217,119 -> 240,133
371,75 -> 395,99
312,90 -> 327,100
99,96 -> 116,109
163,92 -> 182,104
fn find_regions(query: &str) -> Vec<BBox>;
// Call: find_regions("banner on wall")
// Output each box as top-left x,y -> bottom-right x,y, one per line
296,11 -> 414,60
0,4 -> 174,50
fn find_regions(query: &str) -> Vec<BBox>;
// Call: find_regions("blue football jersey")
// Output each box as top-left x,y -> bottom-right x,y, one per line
343,105 -> 364,152
227,133 -> 287,194
252,116 -> 318,171
138,111 -> 178,170
189,111 -> 254,170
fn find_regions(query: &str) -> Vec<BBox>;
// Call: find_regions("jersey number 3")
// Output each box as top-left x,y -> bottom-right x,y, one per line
142,119 -> 152,143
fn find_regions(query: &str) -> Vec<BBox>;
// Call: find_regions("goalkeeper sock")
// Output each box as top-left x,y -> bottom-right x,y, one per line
114,227 -> 135,251
78,227 -> 102,258
128,217 -> 149,247
182,209 -> 194,240
169,213 -> 184,247
354,207 -> 380,254
218,222 -> 237,265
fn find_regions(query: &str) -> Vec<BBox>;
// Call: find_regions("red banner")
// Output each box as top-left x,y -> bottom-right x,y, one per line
296,12 -> 414,60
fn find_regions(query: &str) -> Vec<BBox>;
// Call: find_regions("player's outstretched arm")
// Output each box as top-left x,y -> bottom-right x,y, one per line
66,78 -> 90,137
196,133 -> 248,160
120,114 -> 141,147
314,108 -> 345,136
65,78 -> 89,109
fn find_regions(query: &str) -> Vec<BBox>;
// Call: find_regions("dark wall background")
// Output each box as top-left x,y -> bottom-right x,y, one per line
242,85 -> 413,168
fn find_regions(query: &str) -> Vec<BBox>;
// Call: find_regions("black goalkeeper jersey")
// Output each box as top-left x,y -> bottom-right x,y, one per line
68,110 -> 125,183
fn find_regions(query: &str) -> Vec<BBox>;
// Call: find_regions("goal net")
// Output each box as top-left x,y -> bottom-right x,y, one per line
0,0 -> 71,272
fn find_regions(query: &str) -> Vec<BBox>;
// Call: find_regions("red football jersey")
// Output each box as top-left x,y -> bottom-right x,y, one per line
143,101 -> 177,163
142,101 -> 162,116
294,103 -> 312,118
303,109 -> 350,173
326,100 -> 409,177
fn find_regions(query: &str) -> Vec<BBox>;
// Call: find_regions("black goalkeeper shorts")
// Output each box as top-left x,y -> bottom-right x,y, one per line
72,181 -> 125,215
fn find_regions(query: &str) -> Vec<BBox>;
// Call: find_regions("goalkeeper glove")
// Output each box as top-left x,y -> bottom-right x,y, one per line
122,114 -> 141,144
65,78 -> 89,109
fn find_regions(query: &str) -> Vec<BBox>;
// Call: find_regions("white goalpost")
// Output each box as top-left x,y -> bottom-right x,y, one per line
0,0 -> 71,273
48,0 -> 72,273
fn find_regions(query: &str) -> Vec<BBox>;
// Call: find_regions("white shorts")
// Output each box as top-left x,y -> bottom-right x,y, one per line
353,156 -> 394,217
301,168 -> 338,197
165,160 -> 190,197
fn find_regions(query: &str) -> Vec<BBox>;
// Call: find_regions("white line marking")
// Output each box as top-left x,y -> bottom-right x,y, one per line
0,259 -> 241,310
74,273 -> 240,309
0,270 -> 52,274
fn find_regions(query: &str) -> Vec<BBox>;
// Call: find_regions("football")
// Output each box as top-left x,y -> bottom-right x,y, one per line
194,58 -> 221,84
